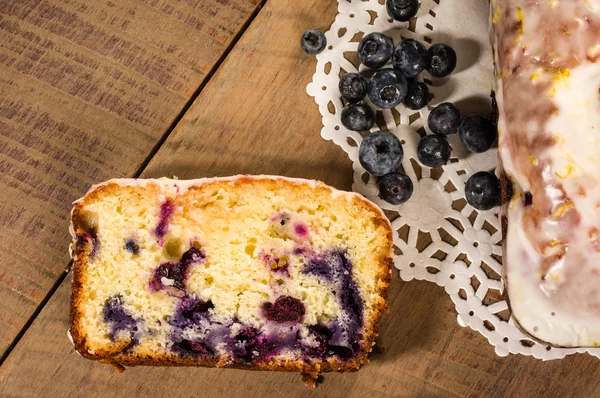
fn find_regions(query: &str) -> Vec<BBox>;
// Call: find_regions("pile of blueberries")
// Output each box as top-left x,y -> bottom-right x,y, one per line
301,0 -> 501,210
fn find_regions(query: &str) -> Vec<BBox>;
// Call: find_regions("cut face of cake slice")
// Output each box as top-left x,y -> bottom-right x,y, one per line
69,175 -> 393,385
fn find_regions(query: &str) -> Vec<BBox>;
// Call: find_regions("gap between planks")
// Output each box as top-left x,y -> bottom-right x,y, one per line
0,0 -> 268,368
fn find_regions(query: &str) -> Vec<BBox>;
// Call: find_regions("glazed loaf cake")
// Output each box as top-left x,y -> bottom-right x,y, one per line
69,176 -> 392,385
492,1 -> 600,346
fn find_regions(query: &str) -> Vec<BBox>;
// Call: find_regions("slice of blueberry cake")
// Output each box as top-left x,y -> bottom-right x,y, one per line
69,175 -> 392,385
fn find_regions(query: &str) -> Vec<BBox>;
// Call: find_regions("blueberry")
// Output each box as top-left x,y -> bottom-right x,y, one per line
263,296 -> 305,323
302,252 -> 341,281
379,173 -> 413,205
155,200 -> 175,238
392,39 -> 428,78
341,103 -> 375,131
304,325 -> 332,358
103,295 -> 137,341
170,298 -> 215,329
428,102 -> 460,135
368,68 -> 408,109
404,81 -> 429,110
233,326 -> 261,363
359,131 -> 403,176
253,337 -> 285,361
301,29 -> 327,55
386,0 -> 419,22
180,247 -> 205,264
524,191 -> 533,207
465,172 -> 501,211
417,135 -> 451,167
427,43 -> 457,78
501,174 -> 513,203
458,114 -> 497,153
150,261 -> 189,292
124,239 -> 140,255
358,33 -> 393,69
339,73 -> 368,103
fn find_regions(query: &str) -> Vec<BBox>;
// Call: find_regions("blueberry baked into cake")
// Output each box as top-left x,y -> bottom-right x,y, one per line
492,1 -> 600,346
69,176 -> 392,385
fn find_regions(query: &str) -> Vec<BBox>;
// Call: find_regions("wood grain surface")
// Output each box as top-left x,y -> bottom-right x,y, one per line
0,0 -> 260,355
3,0 -> 600,396
138,2 -> 350,184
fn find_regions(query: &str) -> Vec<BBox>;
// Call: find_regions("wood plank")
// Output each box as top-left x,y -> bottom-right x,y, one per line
0,0 -> 261,355
4,0 -> 600,396
137,1 -> 351,185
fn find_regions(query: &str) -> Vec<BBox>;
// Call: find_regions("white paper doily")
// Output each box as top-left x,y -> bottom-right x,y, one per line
307,0 -> 600,360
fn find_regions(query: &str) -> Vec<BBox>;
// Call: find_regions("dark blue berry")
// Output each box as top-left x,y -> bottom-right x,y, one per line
417,135 -> 451,168
124,239 -> 140,255
341,103 -> 375,131
379,173 -> 413,205
427,43 -> 457,78
465,172 -> 501,211
149,247 -> 205,294
368,68 -> 408,109
181,247 -> 205,264
339,73 -> 368,103
359,131 -> 404,176
103,295 -> 137,341
303,255 -> 335,281
524,191 -> 533,207
304,325 -> 332,358
180,299 -> 214,322
392,39 -> 428,78
155,200 -> 175,238
428,102 -> 460,135
458,114 -> 497,153
232,326 -> 261,363
358,33 -> 393,69
386,0 -> 419,22
263,296 -> 305,323
301,29 -> 327,55
150,261 -> 188,292
404,81 -> 429,110
253,337 -> 286,361
301,250 -> 363,358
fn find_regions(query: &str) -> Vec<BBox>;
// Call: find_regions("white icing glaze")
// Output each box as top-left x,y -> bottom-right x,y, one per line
494,0 -> 600,346
67,329 -> 82,355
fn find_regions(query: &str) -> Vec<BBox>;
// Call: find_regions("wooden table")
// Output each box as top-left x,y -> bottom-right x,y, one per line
1,1 -> 599,396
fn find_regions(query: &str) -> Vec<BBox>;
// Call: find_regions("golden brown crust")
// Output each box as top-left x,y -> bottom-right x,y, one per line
69,176 -> 393,382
